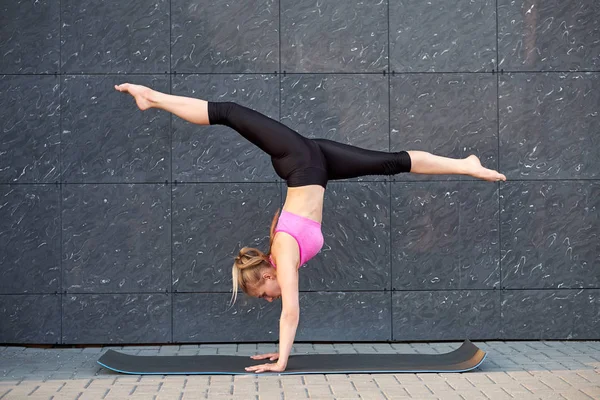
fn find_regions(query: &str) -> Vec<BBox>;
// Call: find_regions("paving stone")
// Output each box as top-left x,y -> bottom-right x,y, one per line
380,388 -> 412,398
180,393 -> 206,400
558,373 -> 598,388
464,373 -> 498,386
580,386 -> 600,399
254,394 -> 283,400
155,391 -> 184,400
402,384 -> 434,397
453,390 -> 487,400
479,387 -> 514,399
423,382 -> 456,395
393,374 -> 423,384
558,389 -> 597,400
570,370 -> 600,384
442,375 -> 477,390
505,370 -> 541,382
327,382 -> 356,393
538,376 -> 576,391
80,348 -> 104,354
433,393 -> 466,400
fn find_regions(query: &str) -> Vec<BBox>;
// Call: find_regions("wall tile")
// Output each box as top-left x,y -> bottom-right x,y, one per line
392,181 -> 501,291
172,183 -> 281,292
390,73 -> 498,182
500,181 -> 599,289
392,182 -> 460,290
392,290 -> 501,341
390,0 -> 496,72
499,73 -> 600,179
0,295 -> 60,344
0,0 -> 59,74
0,76 -> 60,183
63,293 -> 170,343
171,0 -> 278,73
61,75 -> 171,183
174,293 -> 281,342
297,291 -> 391,341
498,0 -> 600,71
0,185 -> 60,294
62,184 -> 171,293
61,0 -> 170,73
572,289 -> 599,340
458,182 -> 500,289
281,0 -> 388,73
502,289 -> 578,340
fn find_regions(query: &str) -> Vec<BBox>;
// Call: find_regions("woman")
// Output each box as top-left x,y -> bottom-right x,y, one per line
115,83 -> 506,373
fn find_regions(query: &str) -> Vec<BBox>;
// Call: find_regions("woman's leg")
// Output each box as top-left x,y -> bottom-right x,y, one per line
115,83 -> 307,158
115,83 -> 210,125
114,84 -> 506,182
312,138 -> 411,179
314,139 -> 506,182
408,151 -> 506,181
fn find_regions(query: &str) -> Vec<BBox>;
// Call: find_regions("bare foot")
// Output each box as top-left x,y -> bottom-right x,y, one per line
114,83 -> 156,111
465,155 -> 507,182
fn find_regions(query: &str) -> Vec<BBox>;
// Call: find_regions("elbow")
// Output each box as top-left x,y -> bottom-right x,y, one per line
281,310 -> 300,322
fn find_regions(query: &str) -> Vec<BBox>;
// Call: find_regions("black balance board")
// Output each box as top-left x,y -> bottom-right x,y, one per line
97,339 -> 486,375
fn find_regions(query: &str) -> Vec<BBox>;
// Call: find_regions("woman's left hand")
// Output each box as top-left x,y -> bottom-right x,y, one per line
245,362 -> 286,374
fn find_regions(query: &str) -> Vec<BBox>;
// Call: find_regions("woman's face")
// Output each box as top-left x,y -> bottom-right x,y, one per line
252,270 -> 281,302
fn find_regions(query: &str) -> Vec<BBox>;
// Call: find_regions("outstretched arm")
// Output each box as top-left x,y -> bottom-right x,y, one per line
246,234 -> 301,373
272,235 -> 301,369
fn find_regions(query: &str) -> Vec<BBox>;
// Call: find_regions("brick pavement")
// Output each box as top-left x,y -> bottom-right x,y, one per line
0,341 -> 598,400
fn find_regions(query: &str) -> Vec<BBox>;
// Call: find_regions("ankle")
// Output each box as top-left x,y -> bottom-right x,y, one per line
461,157 -> 475,176
147,89 -> 161,107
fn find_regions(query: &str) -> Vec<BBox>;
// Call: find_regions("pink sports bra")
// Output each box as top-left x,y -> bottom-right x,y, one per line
269,210 -> 324,268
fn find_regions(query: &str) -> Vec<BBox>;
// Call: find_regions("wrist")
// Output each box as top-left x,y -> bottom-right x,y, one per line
276,359 -> 287,368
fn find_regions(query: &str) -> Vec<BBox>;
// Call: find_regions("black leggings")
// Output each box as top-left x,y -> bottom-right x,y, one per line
207,101 -> 411,188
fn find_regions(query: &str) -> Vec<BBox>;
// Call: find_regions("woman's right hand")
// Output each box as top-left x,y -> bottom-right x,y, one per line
250,352 -> 279,361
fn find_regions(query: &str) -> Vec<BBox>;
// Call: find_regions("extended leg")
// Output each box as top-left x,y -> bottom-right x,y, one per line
314,139 -> 506,182
313,138 -> 412,179
115,83 -> 308,159
408,150 -> 506,182
115,83 -> 210,125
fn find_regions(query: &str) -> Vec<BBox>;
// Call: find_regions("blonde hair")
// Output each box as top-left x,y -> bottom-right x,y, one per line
230,209 -> 280,306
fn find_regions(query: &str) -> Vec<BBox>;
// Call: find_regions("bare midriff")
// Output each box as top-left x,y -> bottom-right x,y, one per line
281,185 -> 325,224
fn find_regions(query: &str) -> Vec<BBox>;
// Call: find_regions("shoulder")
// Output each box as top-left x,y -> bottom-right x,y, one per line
271,232 -> 300,268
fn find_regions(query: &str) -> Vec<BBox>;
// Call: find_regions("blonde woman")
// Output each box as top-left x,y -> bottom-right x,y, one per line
115,83 -> 506,373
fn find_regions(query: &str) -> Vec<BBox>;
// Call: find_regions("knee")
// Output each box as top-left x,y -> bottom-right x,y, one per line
400,151 -> 412,173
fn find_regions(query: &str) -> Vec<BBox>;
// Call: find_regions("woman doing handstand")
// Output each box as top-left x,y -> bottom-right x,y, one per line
115,83 -> 506,373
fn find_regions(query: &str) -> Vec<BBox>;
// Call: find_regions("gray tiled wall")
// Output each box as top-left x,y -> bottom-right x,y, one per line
0,0 -> 598,345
